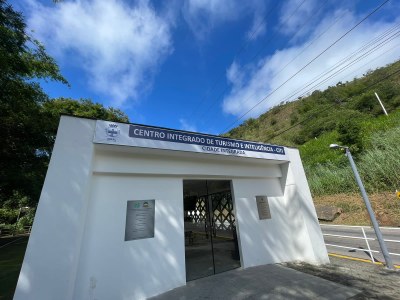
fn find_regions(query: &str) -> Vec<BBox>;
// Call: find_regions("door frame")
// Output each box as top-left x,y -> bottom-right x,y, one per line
182,178 -> 242,280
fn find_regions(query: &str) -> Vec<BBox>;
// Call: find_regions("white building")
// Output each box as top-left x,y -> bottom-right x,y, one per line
14,115 -> 329,300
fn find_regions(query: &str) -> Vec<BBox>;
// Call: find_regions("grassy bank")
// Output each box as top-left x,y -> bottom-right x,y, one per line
304,124 -> 400,196
315,192 -> 400,226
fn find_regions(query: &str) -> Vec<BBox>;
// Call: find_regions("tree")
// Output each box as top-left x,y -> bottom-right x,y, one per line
0,1 -> 130,209
0,0 -> 68,207
41,97 -> 129,153
337,119 -> 363,153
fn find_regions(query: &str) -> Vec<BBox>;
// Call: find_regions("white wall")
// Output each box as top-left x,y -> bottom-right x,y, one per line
233,178 -> 314,268
73,175 -> 185,300
14,116 -> 96,300
282,149 -> 329,264
233,149 -> 329,268
93,147 -> 283,178
15,116 -> 328,300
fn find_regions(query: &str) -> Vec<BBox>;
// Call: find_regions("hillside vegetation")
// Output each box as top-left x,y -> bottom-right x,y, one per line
225,60 -> 400,199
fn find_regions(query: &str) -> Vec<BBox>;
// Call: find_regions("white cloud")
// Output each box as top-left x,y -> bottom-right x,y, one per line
279,0 -> 317,36
179,119 -> 197,132
246,13 -> 267,41
26,0 -> 173,106
223,9 -> 400,119
182,0 -> 266,41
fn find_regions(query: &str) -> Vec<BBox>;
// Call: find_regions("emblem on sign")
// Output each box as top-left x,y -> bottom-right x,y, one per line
105,123 -> 120,141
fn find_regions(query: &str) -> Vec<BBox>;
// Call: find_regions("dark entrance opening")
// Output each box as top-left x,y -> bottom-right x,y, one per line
183,180 -> 240,281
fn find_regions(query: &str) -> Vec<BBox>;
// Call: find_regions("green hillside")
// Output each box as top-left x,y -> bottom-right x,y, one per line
225,60 -> 400,197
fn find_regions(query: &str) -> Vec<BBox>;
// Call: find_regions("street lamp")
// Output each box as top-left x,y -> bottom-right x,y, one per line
14,206 -> 30,236
16,206 -> 30,223
329,144 -> 395,270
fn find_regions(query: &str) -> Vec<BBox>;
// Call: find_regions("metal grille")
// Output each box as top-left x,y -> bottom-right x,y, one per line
190,196 -> 207,223
210,192 -> 235,231
187,192 -> 235,232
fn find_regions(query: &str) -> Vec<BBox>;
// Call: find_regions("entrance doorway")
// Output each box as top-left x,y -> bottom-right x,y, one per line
183,180 -> 240,281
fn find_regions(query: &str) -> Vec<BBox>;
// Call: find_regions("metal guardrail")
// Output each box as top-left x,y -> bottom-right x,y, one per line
320,224 -> 400,264
0,226 -> 32,237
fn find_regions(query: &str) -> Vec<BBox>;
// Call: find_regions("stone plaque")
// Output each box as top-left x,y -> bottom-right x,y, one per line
125,200 -> 155,241
256,196 -> 271,220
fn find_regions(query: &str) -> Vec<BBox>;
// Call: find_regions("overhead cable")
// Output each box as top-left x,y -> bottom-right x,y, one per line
221,0 -> 390,134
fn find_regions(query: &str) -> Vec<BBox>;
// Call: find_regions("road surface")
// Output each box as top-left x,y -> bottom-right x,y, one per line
320,224 -> 400,266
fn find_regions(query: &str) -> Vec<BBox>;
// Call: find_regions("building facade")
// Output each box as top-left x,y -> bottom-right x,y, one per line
14,116 -> 329,300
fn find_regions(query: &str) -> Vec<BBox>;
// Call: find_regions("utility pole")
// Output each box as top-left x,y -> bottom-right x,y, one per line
330,144 -> 395,270
374,92 -> 388,116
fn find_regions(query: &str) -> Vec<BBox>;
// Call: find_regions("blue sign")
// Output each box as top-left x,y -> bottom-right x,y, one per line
128,125 -> 285,155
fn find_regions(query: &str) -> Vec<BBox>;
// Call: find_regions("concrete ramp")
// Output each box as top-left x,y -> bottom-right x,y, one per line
150,264 -> 360,300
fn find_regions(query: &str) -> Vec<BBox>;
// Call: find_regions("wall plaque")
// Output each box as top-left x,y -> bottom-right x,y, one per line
256,196 -> 271,220
125,200 -> 155,241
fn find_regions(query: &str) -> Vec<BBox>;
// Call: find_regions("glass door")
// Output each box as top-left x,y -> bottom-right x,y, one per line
183,180 -> 240,281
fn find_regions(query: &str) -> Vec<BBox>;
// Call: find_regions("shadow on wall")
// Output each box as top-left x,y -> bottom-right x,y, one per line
125,200 -> 184,299
72,175 -> 186,300
234,162 -> 325,269
15,136 -> 327,300
15,120 -> 96,299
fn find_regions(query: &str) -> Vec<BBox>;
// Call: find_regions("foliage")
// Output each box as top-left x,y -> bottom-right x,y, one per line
337,119 -> 363,153
0,1 -> 130,211
0,0 -> 67,208
42,97 -> 129,123
226,59 -> 400,196
299,131 -> 345,167
306,125 -> 400,195
41,97 -> 129,153
16,208 -> 35,227
0,209 -> 18,224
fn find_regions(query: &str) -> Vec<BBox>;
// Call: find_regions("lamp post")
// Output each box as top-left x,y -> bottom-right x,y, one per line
14,206 -> 30,236
16,206 -> 30,224
329,144 -> 395,270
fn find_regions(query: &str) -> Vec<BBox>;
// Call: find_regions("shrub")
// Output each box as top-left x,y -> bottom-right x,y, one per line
337,119 -> 363,153
306,126 -> 400,195
0,209 -> 18,224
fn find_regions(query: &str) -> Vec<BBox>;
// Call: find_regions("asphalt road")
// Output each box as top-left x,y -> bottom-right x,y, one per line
320,224 -> 400,266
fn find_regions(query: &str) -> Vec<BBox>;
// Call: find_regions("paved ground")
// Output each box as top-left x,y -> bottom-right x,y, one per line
150,263 -> 360,300
285,256 -> 400,299
320,225 -> 400,265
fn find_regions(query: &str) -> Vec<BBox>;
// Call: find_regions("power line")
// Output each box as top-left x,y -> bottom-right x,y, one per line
267,65 -> 400,141
197,0 -> 335,123
275,16 -> 400,94
238,33 -> 400,141
203,5 -> 348,127
279,0 -> 331,47
191,0 -> 308,120
244,0 -> 308,66
188,1 -> 281,119
273,7 -> 349,80
294,33 -> 400,99
274,26 -> 400,106
250,39 -> 400,141
220,19 -> 400,139
209,8 -> 388,128
344,43 -> 400,81
221,0 -> 390,134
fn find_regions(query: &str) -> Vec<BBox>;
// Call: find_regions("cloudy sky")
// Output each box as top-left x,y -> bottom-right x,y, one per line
11,0 -> 400,134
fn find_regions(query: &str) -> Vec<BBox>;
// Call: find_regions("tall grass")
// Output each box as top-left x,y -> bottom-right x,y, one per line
306,126 -> 400,195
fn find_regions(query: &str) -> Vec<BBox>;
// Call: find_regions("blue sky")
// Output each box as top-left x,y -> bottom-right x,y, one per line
11,0 -> 400,134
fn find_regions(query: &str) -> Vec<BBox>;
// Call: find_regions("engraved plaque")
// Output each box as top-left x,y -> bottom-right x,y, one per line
125,200 -> 155,241
256,196 -> 271,220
